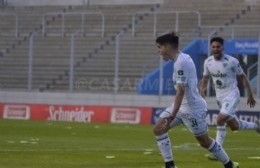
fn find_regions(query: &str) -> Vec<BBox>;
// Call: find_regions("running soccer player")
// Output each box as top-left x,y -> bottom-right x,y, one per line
200,37 -> 260,160
153,32 -> 239,168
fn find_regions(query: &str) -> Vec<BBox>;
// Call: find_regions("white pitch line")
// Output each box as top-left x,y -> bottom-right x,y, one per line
0,147 -> 260,152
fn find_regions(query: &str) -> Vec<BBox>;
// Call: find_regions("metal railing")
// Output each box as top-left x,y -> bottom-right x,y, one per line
0,13 -> 18,37
28,30 -> 41,91
201,25 -> 260,39
247,62 -> 258,81
42,12 -> 105,37
132,11 -> 201,37
69,30 -> 82,92
114,30 -> 125,94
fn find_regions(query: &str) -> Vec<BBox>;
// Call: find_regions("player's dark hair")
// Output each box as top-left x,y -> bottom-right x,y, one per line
156,32 -> 179,48
210,37 -> 224,45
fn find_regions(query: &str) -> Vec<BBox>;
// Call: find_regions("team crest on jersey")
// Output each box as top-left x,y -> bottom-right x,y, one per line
223,63 -> 228,68
178,70 -> 184,75
225,103 -> 229,109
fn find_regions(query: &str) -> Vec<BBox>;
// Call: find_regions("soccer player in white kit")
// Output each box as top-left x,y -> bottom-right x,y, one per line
200,37 -> 260,160
153,32 -> 239,168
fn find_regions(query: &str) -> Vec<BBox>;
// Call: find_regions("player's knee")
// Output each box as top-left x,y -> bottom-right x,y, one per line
216,117 -> 226,126
229,123 -> 239,131
196,135 -> 212,149
198,140 -> 211,148
153,124 -> 166,136
153,125 -> 161,136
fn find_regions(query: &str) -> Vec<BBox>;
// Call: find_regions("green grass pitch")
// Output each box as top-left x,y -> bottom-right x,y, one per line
0,119 -> 259,168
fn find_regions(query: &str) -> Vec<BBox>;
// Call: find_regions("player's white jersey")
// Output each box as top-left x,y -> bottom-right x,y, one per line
173,52 -> 207,112
203,54 -> 244,98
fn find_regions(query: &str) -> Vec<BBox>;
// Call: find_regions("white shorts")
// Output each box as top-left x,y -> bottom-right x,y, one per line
217,89 -> 240,119
160,104 -> 208,137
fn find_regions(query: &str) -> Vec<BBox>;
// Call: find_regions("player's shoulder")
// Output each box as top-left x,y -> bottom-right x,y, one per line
224,54 -> 239,65
175,53 -> 192,68
178,52 -> 191,62
204,56 -> 214,64
223,54 -> 236,61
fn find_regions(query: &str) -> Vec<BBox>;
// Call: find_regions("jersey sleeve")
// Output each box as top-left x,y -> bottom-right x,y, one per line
203,59 -> 210,76
174,60 -> 188,86
233,59 -> 244,75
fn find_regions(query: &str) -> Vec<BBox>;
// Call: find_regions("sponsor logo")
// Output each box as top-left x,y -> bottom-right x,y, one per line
110,108 -> 141,124
206,110 -> 260,126
3,105 -> 30,120
177,70 -> 184,75
211,71 -> 227,78
235,42 -> 259,50
48,106 -> 94,122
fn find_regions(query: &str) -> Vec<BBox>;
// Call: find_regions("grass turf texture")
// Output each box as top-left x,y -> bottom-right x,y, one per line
0,119 -> 259,168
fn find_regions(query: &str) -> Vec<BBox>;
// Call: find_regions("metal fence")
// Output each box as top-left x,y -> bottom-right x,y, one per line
132,11 -> 201,37
1,11 -> 260,97
42,12 -> 105,37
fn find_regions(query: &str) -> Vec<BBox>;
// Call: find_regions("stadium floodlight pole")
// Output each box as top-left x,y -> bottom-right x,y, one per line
28,30 -> 40,91
114,30 -> 124,94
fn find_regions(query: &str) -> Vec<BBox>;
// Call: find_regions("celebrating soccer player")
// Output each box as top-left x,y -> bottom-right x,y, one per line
153,32 -> 239,168
200,37 -> 260,160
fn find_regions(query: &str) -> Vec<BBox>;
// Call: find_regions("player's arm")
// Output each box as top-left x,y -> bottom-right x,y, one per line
200,59 -> 210,98
238,74 -> 256,107
199,75 -> 209,98
162,63 -> 187,129
161,84 -> 185,130
170,84 -> 185,119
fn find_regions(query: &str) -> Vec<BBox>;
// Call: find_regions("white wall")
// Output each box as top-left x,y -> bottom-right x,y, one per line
0,91 -> 259,111
7,0 -> 164,6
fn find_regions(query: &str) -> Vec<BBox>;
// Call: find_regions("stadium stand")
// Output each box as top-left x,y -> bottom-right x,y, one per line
0,0 -> 259,93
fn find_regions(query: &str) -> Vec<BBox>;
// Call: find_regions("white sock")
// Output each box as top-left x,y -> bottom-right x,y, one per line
156,133 -> 173,162
216,126 -> 226,146
208,140 -> 230,164
238,120 -> 257,130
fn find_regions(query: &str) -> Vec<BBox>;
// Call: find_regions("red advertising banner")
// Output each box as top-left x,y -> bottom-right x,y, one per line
0,104 -> 3,119
0,103 -> 152,125
110,107 -> 152,124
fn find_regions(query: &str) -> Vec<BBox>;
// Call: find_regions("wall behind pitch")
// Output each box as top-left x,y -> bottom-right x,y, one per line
7,0 -> 164,6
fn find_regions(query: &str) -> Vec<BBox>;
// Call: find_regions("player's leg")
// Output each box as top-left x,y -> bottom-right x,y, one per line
215,100 -> 227,146
153,105 -> 182,168
218,96 -> 258,131
205,101 -> 227,161
196,133 -> 239,168
182,112 -> 238,168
